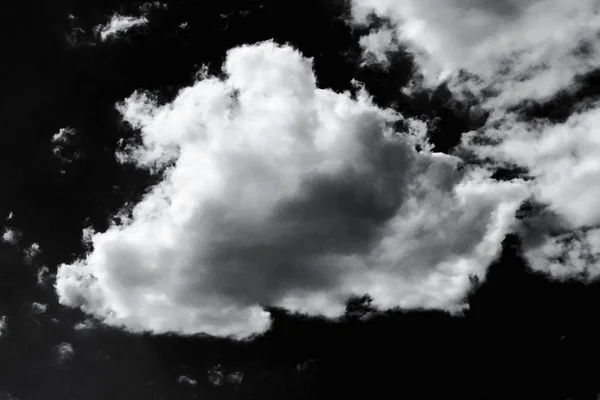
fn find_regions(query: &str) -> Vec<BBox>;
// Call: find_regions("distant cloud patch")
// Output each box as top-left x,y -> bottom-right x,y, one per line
55,342 -> 75,363
2,229 -> 20,245
95,14 -> 149,41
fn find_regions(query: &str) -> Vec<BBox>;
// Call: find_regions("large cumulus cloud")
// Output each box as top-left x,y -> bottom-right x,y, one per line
55,41 -> 527,339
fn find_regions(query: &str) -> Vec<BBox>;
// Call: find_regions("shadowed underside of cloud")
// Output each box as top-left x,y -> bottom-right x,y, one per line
351,0 -> 600,279
55,41 -> 527,339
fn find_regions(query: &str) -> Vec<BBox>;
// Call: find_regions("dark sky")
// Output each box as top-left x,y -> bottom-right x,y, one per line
2,0 -> 600,399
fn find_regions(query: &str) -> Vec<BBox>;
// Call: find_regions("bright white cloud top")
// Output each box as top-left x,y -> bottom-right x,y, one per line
55,41 -> 527,339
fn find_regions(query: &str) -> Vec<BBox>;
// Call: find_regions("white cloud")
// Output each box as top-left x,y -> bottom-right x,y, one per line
51,127 -> 81,173
352,0 -> 600,104
37,266 -> 52,286
2,228 -> 20,245
526,228 -> 600,279
466,106 -> 600,278
0,316 -> 7,337
74,319 -> 97,331
359,26 -> 400,67
95,14 -> 149,41
139,1 -> 167,15
32,302 -> 48,314
207,365 -> 243,386
55,342 -> 74,363
24,243 -> 41,263
475,107 -> 600,229
52,127 -> 76,148
56,41 -> 527,339
177,375 -> 198,386
354,0 -> 600,279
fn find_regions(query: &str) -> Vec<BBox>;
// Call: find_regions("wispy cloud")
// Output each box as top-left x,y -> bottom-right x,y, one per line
95,14 -> 149,41
55,342 -> 75,364
351,0 -> 600,279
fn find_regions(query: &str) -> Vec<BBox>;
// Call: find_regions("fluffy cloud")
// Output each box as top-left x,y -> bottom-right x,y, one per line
95,14 -> 149,41
55,342 -> 75,363
2,228 -> 20,245
24,243 -> 41,263
177,375 -> 198,386
37,266 -> 51,286
32,302 -> 48,314
526,228 -> 600,279
352,0 -> 600,104
0,316 -> 7,337
359,26 -> 400,67
56,41 -> 527,339
467,106 -> 600,278
354,0 -> 600,279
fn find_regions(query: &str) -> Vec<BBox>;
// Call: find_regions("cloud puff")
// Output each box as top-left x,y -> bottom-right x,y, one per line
32,302 -> 48,314
177,375 -> 198,386
207,365 -> 243,386
55,342 -> 75,363
37,266 -> 52,286
56,41 -> 527,339
95,14 -> 149,41
526,228 -> 600,279
352,0 -> 600,104
24,243 -> 41,264
476,107 -> 600,228
51,127 -> 82,174
0,316 -> 7,337
2,228 -> 20,245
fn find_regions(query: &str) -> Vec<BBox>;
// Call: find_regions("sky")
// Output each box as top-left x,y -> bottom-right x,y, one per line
2,0 -> 600,398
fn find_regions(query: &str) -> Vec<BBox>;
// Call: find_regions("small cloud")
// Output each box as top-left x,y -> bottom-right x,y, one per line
52,127 -> 76,145
95,14 -> 149,41
51,127 -> 83,174
2,228 -> 20,245
179,22 -> 189,30
177,375 -> 198,386
227,371 -> 243,385
207,365 -> 243,386
0,316 -> 7,337
139,1 -> 167,15
55,342 -> 75,363
359,26 -> 400,67
37,266 -> 51,286
24,243 -> 41,263
65,15 -> 94,47
32,302 -> 48,314
207,365 -> 226,386
6,212 -> 12,221
74,319 -> 96,331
